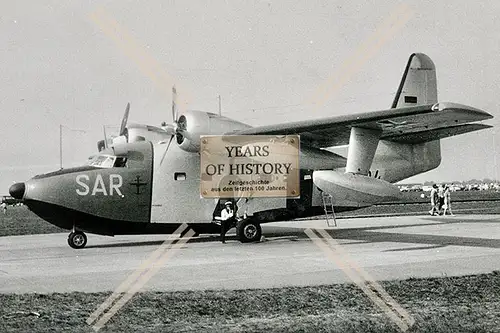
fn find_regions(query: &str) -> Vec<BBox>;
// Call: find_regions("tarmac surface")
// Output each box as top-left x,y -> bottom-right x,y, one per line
1,214 -> 499,294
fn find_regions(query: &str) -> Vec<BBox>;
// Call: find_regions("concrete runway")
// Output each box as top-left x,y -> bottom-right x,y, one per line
1,214 -> 500,294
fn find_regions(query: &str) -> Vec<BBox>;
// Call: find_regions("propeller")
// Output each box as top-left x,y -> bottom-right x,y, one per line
159,86 -> 185,165
97,87 -> 188,161
172,86 -> 178,128
119,102 -> 130,139
162,86 -> 181,135
97,103 -> 131,152
105,103 -> 131,148
159,134 -> 175,165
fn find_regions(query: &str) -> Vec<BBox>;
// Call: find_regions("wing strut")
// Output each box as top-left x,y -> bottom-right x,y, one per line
346,127 -> 381,175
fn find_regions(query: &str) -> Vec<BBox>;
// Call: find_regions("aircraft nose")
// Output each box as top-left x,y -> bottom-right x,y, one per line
9,182 -> 25,200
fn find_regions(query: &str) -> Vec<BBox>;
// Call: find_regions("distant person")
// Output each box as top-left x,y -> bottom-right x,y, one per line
1,203 -> 6,214
437,184 -> 445,214
429,184 -> 439,216
442,185 -> 454,216
218,201 -> 236,244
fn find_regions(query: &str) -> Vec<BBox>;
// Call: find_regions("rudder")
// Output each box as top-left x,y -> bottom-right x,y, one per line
373,53 -> 441,182
391,53 -> 437,108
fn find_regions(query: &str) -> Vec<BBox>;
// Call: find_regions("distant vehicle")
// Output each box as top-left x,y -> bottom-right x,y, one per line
9,53 -> 494,249
399,186 -> 410,192
399,184 -> 423,192
1,195 -> 23,206
410,185 -> 423,192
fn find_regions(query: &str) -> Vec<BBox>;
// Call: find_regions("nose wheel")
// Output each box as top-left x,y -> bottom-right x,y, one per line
68,231 -> 87,249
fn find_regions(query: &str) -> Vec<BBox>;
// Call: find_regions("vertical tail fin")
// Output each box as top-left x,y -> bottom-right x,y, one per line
391,53 -> 437,108
373,53 -> 441,182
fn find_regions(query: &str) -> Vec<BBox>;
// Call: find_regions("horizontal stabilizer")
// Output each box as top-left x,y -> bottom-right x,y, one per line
385,123 -> 493,144
235,102 -> 493,148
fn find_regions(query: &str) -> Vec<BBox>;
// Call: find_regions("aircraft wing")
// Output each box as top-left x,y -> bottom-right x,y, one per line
232,102 -> 493,148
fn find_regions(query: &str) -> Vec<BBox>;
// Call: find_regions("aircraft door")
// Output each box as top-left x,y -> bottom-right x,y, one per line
286,169 -> 313,217
116,143 -> 154,223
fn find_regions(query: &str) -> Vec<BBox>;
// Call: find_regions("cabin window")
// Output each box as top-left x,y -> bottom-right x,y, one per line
174,172 -> 186,181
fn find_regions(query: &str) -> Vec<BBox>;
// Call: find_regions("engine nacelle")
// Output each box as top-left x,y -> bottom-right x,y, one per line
313,170 -> 400,207
127,124 -> 170,144
176,110 -> 251,152
107,124 -> 168,149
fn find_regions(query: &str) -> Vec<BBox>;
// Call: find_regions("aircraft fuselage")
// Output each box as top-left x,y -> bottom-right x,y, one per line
11,139 -> 363,237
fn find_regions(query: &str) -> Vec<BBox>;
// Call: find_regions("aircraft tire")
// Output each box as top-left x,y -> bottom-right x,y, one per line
68,231 -> 87,249
236,219 -> 262,243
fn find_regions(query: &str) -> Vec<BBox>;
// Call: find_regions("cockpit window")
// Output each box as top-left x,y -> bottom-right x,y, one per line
86,143 -> 149,169
88,155 -> 120,168
114,157 -> 128,168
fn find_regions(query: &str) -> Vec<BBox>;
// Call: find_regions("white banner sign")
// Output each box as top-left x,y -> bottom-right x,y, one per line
200,135 -> 300,198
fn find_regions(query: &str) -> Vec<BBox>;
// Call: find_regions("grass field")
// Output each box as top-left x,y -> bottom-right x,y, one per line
0,206 -> 64,237
1,272 -> 499,332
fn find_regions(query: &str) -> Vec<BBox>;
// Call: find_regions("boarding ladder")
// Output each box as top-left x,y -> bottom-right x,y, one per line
321,192 -> 337,227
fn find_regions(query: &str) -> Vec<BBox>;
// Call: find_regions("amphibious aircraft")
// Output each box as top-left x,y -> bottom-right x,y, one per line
9,53 -> 493,248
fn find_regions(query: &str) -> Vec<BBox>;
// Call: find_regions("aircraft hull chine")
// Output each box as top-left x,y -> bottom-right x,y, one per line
24,199 -> 221,236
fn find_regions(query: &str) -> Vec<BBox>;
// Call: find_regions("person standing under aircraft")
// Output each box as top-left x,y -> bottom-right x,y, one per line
219,201 -> 236,244
442,185 -> 454,216
429,184 -> 439,216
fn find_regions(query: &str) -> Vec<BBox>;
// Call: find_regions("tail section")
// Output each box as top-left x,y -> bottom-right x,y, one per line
375,53 -> 440,182
391,53 -> 437,108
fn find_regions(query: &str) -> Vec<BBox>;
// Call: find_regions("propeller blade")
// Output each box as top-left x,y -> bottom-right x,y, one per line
172,86 -> 178,123
119,102 -> 130,137
103,125 -> 108,149
162,124 -> 176,136
159,134 -> 175,165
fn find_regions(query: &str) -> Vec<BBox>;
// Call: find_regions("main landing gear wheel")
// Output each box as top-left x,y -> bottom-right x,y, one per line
68,231 -> 87,249
236,219 -> 262,243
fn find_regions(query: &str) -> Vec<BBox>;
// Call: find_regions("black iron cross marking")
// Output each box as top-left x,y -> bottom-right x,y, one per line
130,175 -> 148,195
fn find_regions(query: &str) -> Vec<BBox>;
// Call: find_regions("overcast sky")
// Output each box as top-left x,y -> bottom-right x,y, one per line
1,0 -> 499,193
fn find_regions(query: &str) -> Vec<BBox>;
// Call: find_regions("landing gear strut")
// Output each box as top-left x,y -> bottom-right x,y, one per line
236,219 -> 262,243
68,231 -> 87,249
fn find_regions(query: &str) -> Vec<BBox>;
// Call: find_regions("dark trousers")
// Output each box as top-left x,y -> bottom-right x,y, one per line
220,218 -> 235,243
